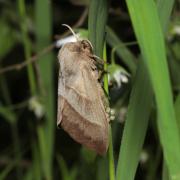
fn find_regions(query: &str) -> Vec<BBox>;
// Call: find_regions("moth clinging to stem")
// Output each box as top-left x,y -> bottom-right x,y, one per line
57,24 -> 110,155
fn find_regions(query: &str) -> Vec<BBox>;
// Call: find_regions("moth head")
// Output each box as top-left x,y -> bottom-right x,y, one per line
80,40 -> 93,54
60,24 -> 94,55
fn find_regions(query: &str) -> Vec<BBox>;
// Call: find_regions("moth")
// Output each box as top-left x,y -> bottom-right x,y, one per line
57,25 -> 109,155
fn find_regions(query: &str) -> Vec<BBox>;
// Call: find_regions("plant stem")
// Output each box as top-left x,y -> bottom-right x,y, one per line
17,0 -> 36,95
11,123 -> 22,180
103,43 -> 115,180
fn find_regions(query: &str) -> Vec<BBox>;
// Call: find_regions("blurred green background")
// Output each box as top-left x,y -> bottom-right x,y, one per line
0,0 -> 180,180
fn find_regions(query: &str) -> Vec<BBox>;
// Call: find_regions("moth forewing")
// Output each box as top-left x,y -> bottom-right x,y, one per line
57,39 -> 109,155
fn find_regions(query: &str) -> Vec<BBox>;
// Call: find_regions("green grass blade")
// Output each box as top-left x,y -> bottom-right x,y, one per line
108,129 -> 115,180
103,44 -> 115,180
167,49 -> 180,92
0,147 -> 26,180
31,143 -> 42,180
163,160 -> 170,180
175,94 -> 180,136
57,155 -> 69,180
157,0 -> 175,33
116,0 -> 176,179
0,106 -> 16,124
0,160 -> 16,179
88,0 -> 109,57
96,158 -> 109,180
35,0 -> 55,179
17,0 -> 36,95
57,154 -> 78,180
116,60 -> 153,180
23,169 -> 33,180
125,0 -> 180,178
88,1 -> 115,180
23,144 -> 42,180
0,19 -> 17,59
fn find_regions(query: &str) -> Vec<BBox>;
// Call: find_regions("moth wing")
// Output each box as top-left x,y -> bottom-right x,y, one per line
57,96 -> 65,126
57,72 -> 65,125
62,65 -> 108,127
59,64 -> 109,154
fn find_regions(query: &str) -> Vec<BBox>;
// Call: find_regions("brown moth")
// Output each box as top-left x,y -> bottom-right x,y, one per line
57,25 -> 109,155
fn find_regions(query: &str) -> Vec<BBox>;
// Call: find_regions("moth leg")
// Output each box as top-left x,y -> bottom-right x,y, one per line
89,54 -> 109,70
98,84 -> 115,123
98,70 -> 109,81
90,55 -> 106,65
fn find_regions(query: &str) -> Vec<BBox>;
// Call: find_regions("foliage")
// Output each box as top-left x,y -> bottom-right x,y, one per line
0,0 -> 180,180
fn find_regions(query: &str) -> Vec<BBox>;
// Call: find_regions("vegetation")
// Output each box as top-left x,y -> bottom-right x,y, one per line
0,0 -> 180,179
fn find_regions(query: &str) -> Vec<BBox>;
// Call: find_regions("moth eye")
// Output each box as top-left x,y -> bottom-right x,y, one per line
81,40 -> 90,49
81,40 -> 93,53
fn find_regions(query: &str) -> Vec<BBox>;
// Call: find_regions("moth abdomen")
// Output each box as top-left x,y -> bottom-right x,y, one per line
59,97 -> 108,155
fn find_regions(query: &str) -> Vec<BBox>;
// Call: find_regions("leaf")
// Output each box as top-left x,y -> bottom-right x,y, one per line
88,0 -> 109,57
0,19 -> 17,59
0,106 -> 16,124
35,0 -> 55,179
57,155 -> 78,180
116,60 -> 153,180
125,0 -> 180,178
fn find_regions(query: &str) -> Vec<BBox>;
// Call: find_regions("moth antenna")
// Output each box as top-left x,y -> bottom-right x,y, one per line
62,24 -> 79,41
